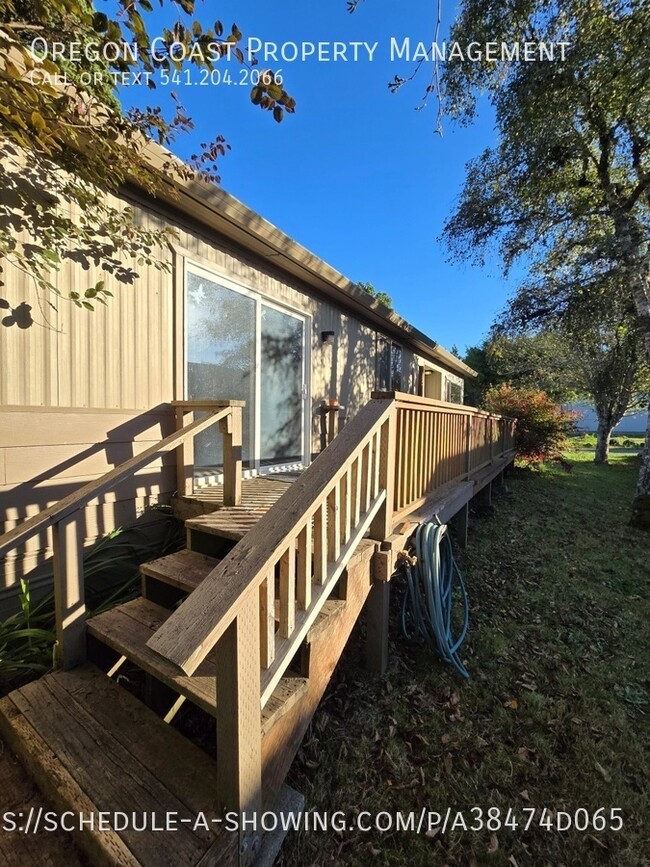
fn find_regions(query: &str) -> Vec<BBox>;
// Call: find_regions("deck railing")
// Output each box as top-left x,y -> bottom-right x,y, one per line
0,401 -> 244,668
380,393 -> 516,521
0,390 -> 515,851
146,393 -> 515,827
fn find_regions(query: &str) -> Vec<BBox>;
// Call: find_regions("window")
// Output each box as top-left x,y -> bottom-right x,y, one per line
376,338 -> 403,391
445,380 -> 463,404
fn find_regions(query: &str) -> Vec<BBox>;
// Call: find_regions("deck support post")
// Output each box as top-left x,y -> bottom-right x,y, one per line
479,480 -> 493,507
222,406 -> 243,507
365,556 -> 391,675
453,502 -> 469,549
216,601 -> 262,865
52,516 -> 86,670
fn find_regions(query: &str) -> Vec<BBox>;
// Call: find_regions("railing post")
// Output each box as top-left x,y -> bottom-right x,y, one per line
51,515 -> 86,670
222,405 -> 243,507
465,413 -> 473,479
369,408 -> 397,541
175,406 -> 194,497
216,599 -> 262,864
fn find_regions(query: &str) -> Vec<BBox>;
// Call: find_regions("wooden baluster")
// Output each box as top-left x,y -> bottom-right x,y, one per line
313,503 -> 327,584
259,571 -> 275,668
296,522 -> 312,611
425,411 -> 434,492
362,443 -> 372,513
52,515 -> 86,670
369,410 -> 397,541
175,406 -> 194,497
222,405 -> 243,507
394,410 -> 404,511
466,414 -> 473,479
351,456 -> 361,527
340,468 -> 351,544
327,484 -> 341,561
279,542 -> 296,638
372,430 -> 381,499
403,411 -> 412,506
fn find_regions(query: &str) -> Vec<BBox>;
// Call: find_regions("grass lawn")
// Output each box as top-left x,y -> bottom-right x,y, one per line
567,433 -> 645,450
279,453 -> 649,867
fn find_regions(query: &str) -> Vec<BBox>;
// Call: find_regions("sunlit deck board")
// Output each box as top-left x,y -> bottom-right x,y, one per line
180,476 -> 296,541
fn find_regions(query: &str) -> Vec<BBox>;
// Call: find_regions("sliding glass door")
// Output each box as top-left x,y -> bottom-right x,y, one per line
185,265 -> 308,473
260,304 -> 306,466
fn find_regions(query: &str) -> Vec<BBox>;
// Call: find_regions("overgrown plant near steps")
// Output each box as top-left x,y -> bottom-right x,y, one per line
0,506 -> 184,695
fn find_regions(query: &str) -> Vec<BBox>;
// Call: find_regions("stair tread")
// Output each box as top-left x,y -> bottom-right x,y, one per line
88,598 -> 218,715
141,549 -> 221,593
0,664 -> 228,866
186,508 -> 269,541
88,598 -> 308,726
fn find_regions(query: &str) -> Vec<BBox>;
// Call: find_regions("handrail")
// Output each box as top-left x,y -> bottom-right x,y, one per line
0,404 -> 237,559
0,400 -> 244,671
373,390 -> 517,421
147,397 -> 396,677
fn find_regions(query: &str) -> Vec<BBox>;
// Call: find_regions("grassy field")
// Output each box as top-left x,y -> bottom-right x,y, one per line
567,433 -> 644,450
279,453 -> 649,867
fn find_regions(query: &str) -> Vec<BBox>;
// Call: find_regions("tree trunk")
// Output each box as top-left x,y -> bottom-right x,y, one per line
631,403 -> 650,529
612,213 -> 650,526
594,421 -> 613,465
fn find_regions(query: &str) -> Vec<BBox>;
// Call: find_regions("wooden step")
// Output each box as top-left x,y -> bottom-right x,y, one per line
186,507 -> 269,542
140,549 -> 221,594
87,597 -> 308,728
0,664 -> 233,867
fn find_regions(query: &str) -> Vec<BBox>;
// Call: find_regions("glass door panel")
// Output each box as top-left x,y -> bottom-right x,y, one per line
186,271 -> 256,468
260,305 -> 305,465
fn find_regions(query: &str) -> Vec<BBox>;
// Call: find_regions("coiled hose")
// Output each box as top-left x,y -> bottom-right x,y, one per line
401,521 -> 470,678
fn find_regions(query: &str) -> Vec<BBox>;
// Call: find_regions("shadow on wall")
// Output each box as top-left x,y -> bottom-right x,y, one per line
0,405 -> 176,591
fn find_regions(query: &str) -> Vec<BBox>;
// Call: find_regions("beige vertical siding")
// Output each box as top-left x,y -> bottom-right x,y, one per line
1,182 -> 450,597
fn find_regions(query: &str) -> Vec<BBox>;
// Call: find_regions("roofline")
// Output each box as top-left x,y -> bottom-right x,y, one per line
138,142 -> 478,379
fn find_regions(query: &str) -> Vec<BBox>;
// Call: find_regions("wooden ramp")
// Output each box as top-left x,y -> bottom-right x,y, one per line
0,664 -> 234,867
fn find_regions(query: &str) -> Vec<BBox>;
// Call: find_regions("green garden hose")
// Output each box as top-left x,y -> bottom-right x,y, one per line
401,521 -> 470,678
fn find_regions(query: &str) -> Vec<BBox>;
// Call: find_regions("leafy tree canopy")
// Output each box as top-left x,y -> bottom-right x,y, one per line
0,0 -> 295,307
440,0 -> 650,507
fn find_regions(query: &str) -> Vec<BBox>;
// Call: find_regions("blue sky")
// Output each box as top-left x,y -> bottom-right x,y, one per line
116,0 -> 525,353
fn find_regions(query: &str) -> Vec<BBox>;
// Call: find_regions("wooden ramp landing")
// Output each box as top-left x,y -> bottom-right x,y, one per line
0,664 -> 234,867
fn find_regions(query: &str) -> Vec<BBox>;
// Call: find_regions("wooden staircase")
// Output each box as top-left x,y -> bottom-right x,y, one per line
0,504 -> 381,866
0,394 -> 517,866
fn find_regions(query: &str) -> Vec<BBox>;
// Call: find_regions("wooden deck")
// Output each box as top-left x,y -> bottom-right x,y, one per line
0,393 -> 517,867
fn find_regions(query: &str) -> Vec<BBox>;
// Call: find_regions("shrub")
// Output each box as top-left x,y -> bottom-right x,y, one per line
483,384 -> 578,468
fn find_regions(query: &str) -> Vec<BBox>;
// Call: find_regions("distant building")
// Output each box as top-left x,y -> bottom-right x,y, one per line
568,402 -> 646,434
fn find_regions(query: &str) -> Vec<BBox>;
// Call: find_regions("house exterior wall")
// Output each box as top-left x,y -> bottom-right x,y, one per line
0,185 -> 463,598
415,357 -> 465,405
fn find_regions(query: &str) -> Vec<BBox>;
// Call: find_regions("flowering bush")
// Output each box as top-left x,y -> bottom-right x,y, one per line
483,384 -> 578,468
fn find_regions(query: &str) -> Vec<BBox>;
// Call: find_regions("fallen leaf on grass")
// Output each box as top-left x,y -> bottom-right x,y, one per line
508,856 -> 520,867
594,761 -> 612,783
504,699 -> 518,710
588,834 -> 609,850
519,790 -> 530,801
487,833 -> 499,854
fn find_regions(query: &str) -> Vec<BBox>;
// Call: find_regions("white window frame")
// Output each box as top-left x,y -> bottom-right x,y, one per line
184,260 -> 312,479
